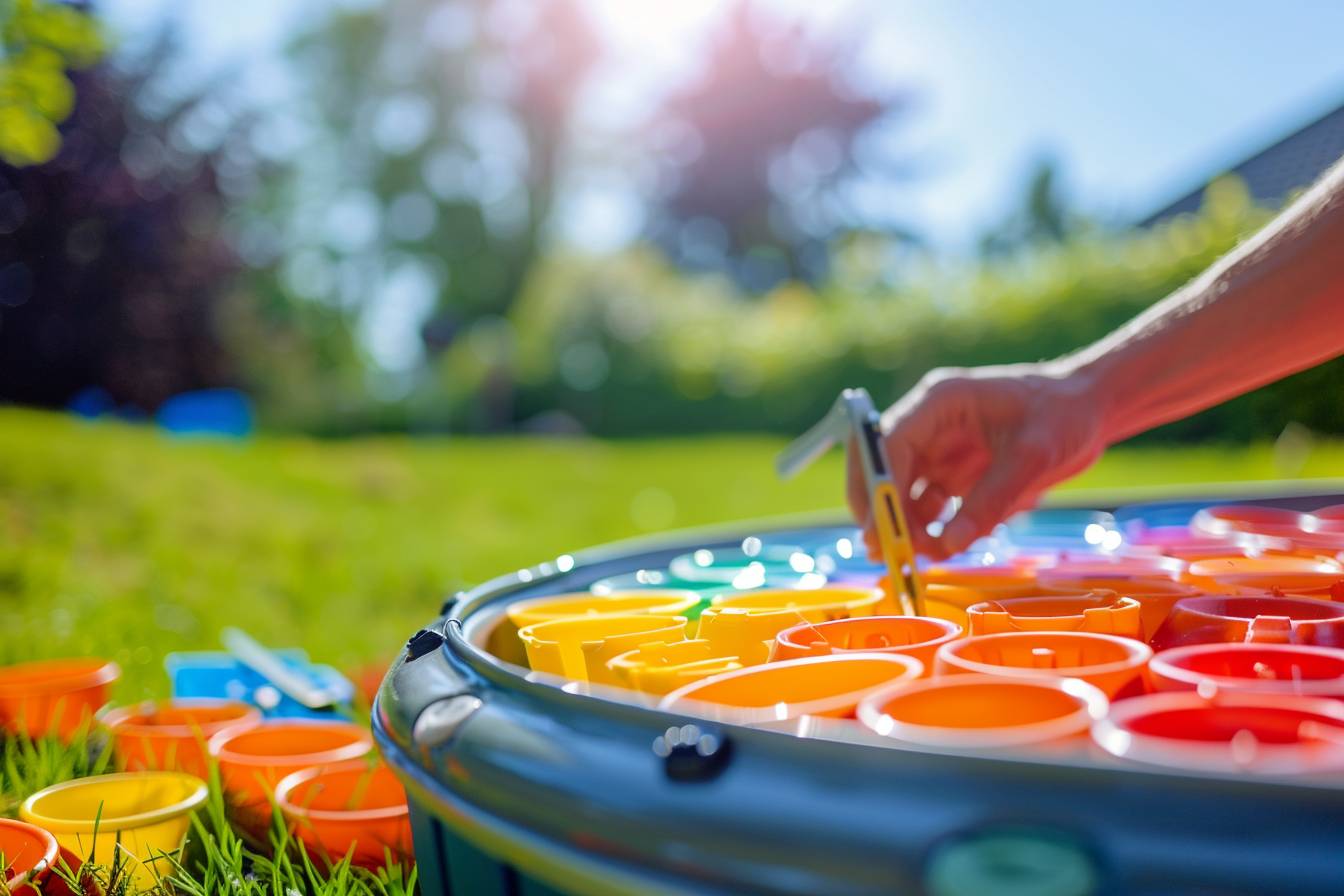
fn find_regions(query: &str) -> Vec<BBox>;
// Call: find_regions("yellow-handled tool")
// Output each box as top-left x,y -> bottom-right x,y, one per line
776,388 -> 925,615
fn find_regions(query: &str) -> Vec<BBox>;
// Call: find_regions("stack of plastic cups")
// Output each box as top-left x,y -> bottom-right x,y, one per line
491,591 -> 699,666
606,640 -> 745,697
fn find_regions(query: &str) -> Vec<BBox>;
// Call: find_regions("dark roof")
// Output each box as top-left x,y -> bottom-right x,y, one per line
1140,97 -> 1344,226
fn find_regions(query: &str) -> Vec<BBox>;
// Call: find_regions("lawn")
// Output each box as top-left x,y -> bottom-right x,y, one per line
4,406 -> 1344,702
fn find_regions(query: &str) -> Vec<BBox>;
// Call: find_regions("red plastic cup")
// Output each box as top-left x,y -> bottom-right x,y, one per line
104,699 -> 262,778
1150,594 -> 1344,651
966,592 -> 1143,639
857,675 -> 1108,750
1092,691 -> 1344,774
1035,575 -> 1203,642
770,616 -> 961,672
935,630 -> 1152,697
1149,643 -> 1344,699
208,720 -> 373,828
0,659 -> 121,741
0,818 -> 59,893
1311,504 -> 1344,534
276,759 -> 412,869
1191,504 -> 1315,540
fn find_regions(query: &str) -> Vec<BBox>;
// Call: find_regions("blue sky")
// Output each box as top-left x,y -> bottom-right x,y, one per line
105,0 -> 1344,253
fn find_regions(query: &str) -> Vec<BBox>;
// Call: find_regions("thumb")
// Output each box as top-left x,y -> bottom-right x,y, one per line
940,449 -> 1039,556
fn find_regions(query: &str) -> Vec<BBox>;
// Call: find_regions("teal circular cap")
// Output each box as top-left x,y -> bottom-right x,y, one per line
925,829 -> 1099,896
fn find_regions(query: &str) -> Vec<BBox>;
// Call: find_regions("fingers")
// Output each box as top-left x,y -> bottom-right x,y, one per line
939,444 -> 1042,556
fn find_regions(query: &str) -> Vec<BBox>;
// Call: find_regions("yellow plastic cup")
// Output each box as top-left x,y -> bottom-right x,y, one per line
697,587 -> 884,665
518,614 -> 689,685
506,590 -> 702,631
606,640 -> 744,696
659,653 -> 924,725
966,592 -> 1144,639
935,630 -> 1153,698
20,771 -> 207,887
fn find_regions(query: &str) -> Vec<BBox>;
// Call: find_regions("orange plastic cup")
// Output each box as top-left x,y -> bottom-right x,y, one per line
1149,594 -> 1344,650
936,631 -> 1152,697
857,675 -> 1108,749
1092,691 -> 1344,774
659,653 -> 923,725
104,699 -> 262,778
1181,554 -> 1344,594
276,759 -> 412,869
0,818 -> 58,893
697,587 -> 885,665
0,659 -> 120,741
966,592 -> 1143,639
920,567 -> 1041,598
1148,643 -> 1344,699
606,640 -> 744,696
919,583 -> 1035,629
1035,575 -> 1203,643
208,720 -> 373,824
771,616 -> 961,672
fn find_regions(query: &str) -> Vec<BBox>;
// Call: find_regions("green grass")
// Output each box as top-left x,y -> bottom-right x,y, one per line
4,407 -> 1344,698
3,407 -> 1344,892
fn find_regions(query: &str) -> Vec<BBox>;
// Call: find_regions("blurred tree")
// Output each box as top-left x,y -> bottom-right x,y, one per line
978,155 -> 1084,257
0,0 -> 101,166
0,29 -> 244,411
252,0 -> 599,429
647,1 -> 905,290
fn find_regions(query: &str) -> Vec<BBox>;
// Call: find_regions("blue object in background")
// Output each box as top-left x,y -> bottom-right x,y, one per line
156,388 -> 253,438
165,650 -> 354,719
68,386 -> 117,419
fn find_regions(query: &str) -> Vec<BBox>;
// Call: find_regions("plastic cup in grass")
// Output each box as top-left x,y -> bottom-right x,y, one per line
276,759 -> 412,870
19,771 -> 207,888
103,699 -> 262,779
208,720 -> 373,833
0,817 -> 59,893
0,658 -> 120,742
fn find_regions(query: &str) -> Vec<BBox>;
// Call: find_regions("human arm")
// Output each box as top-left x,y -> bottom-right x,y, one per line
849,157 -> 1344,560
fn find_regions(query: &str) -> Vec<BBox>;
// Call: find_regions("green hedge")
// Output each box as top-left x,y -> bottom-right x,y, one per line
435,177 -> 1341,441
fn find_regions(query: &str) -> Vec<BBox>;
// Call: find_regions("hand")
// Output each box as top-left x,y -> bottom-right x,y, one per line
847,363 -> 1109,562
